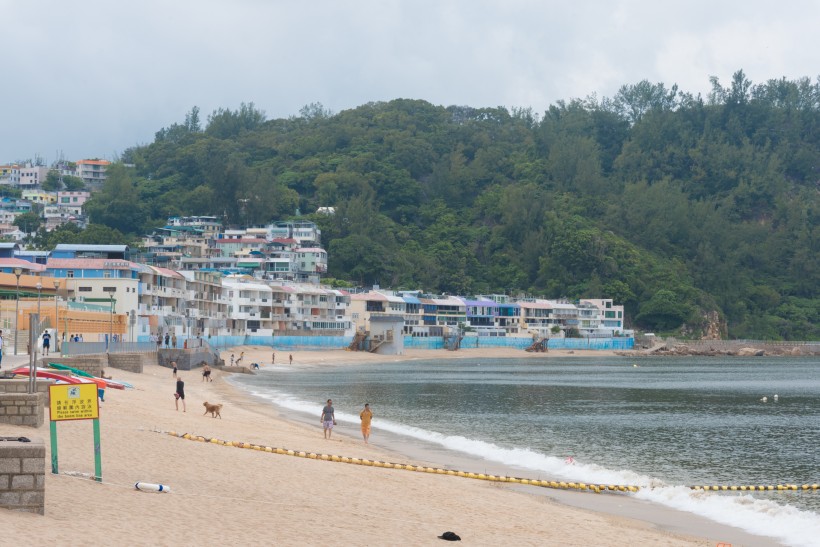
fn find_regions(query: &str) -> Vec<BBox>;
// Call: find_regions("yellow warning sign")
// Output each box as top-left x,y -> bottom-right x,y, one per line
49,383 -> 100,421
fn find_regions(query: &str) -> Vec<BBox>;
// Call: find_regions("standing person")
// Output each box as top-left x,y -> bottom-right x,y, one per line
171,361 -> 178,378
289,354 -> 293,365
271,352 -> 275,364
237,351 -> 244,364
155,333 -> 161,350
359,403 -> 373,444
164,333 -> 170,348
320,399 -> 336,439
172,333 -> 177,348
230,353 -> 235,366
42,331 -> 51,356
202,364 -> 211,382
175,375 -> 186,412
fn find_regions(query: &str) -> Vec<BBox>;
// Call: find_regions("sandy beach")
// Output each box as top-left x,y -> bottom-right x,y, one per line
0,347 -> 768,546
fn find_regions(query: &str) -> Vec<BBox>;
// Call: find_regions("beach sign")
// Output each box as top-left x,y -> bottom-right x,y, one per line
48,383 -> 102,481
50,383 -> 99,421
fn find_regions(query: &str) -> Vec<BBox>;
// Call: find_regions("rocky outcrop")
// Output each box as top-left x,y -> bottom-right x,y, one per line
617,341 -> 818,357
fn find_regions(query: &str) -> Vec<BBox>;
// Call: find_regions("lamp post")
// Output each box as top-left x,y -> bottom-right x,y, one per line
13,267 -> 22,355
36,281 -> 42,323
53,279 -> 60,353
109,294 -> 114,351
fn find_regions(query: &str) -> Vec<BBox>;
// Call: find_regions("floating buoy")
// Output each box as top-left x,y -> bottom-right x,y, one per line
135,482 -> 171,493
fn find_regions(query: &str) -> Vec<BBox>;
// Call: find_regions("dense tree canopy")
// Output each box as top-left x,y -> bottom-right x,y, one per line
85,71 -> 818,339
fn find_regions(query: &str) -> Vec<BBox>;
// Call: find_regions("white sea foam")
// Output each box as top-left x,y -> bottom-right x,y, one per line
239,384 -> 820,547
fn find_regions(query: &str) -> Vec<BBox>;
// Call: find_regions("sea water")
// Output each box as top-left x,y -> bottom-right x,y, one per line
229,356 -> 820,547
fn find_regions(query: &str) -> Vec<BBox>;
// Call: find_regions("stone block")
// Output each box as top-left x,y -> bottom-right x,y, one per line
0,474 -> 8,488
11,474 -> 34,489
20,490 -> 44,505
22,457 -> 43,473
0,458 -> 20,473
0,491 -> 20,504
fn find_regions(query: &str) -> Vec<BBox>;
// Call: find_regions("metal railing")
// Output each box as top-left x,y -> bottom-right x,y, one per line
62,341 -> 158,356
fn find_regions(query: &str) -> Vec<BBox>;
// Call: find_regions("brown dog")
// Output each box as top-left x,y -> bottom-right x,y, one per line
203,401 -> 222,419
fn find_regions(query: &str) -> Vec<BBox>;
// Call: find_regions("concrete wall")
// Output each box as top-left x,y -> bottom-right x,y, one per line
0,436 -> 45,514
0,393 -> 45,427
106,352 -> 151,373
38,355 -> 107,377
0,379 -> 55,404
158,348 -> 221,371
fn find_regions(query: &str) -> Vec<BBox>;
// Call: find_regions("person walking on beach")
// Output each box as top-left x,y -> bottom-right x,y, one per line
289,354 -> 293,365
175,376 -> 186,412
321,399 -> 336,439
359,403 -> 373,444
202,363 -> 212,382
271,352 -> 275,364
171,361 -> 178,378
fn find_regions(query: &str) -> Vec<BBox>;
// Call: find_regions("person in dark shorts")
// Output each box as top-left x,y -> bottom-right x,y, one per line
202,364 -> 212,382
42,331 -> 51,356
175,376 -> 186,412
172,361 -> 178,378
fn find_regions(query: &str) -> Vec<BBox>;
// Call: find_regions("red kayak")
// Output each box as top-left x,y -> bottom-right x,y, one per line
12,367 -> 86,384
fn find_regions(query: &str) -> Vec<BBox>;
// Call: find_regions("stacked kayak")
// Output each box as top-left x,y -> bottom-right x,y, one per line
11,364 -> 132,390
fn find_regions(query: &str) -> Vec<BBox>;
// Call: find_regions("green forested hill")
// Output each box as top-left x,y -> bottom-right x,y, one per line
87,70 -> 818,339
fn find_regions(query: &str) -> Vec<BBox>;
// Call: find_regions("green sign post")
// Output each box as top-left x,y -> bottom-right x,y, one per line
48,383 -> 102,482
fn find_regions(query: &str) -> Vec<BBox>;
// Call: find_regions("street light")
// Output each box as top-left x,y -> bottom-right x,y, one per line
109,294 -> 114,351
13,267 -> 22,355
53,279 -> 60,353
36,281 -> 42,322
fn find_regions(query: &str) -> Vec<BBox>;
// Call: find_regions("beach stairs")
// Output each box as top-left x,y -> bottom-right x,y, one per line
347,330 -> 368,352
525,338 -> 549,352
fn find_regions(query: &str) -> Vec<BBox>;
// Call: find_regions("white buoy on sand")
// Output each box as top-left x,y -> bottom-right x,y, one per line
135,482 -> 171,493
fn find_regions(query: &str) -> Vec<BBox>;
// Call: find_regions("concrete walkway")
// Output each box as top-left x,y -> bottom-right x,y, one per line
1,353 -> 37,371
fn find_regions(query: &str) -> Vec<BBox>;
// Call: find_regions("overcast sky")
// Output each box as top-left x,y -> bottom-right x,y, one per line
2,0 -> 817,163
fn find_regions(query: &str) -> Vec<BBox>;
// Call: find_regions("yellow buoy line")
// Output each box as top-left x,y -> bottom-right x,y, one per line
689,484 -> 819,492
163,430 -> 638,495
162,431 -> 818,495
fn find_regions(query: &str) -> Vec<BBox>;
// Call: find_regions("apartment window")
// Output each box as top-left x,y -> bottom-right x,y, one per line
66,271 -> 74,278
104,270 -> 112,278
78,286 -> 92,292
103,287 -> 117,293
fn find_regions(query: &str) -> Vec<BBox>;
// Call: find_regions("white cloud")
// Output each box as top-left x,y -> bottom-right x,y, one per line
1,0 -> 818,162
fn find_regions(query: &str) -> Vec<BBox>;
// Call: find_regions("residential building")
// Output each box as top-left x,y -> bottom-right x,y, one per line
21,190 -> 56,205
75,159 -> 110,187
57,190 -> 91,207
0,165 -> 20,186
19,165 -> 49,188
266,220 -> 321,246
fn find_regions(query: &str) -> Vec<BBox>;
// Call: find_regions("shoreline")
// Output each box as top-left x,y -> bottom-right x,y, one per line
220,346 -> 779,547
0,347 -> 778,545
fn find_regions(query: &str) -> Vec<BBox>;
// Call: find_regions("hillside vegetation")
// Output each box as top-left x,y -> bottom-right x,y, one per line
86,70 -> 818,339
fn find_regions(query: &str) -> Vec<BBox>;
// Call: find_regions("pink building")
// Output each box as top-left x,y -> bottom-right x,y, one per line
57,190 -> 91,206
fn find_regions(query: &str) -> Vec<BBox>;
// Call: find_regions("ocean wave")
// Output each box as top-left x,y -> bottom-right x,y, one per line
238,383 -> 820,547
